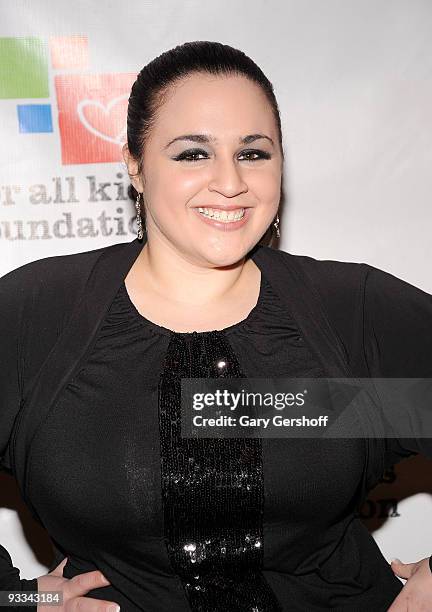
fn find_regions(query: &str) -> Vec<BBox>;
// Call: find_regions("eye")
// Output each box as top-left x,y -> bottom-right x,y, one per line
173,148 -> 272,163
239,149 -> 272,162
173,148 -> 209,162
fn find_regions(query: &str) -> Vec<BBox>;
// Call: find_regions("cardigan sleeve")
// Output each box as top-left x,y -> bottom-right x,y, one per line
362,263 -> 432,463
0,267 -> 39,592
0,266 -> 25,472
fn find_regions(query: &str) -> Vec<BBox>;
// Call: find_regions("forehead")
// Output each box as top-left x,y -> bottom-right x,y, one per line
152,73 -> 275,137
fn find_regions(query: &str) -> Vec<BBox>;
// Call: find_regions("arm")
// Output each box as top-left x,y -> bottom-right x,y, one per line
0,267 -> 38,591
0,255 -> 115,611
0,544 -> 38,591
363,263 -> 432,458
363,263 -> 432,579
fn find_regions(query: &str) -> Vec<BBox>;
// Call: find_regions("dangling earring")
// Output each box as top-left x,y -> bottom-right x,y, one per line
273,213 -> 280,238
135,192 -> 144,240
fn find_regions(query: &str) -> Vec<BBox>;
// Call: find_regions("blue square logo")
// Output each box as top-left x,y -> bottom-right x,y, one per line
17,104 -> 53,133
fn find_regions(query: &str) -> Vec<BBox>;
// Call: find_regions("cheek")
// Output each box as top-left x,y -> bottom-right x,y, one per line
154,168 -> 205,202
249,168 -> 281,198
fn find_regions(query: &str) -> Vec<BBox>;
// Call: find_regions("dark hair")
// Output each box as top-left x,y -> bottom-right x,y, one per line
126,40 -> 284,244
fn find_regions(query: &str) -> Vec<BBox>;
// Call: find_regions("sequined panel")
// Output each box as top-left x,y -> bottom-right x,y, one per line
158,330 -> 282,611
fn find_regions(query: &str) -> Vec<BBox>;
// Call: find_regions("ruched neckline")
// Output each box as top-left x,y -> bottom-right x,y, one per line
117,271 -> 275,337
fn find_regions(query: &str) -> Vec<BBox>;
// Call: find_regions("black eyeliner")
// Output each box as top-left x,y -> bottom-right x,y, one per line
172,148 -> 272,161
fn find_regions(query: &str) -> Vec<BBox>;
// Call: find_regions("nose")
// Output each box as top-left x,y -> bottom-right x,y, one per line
207,155 -> 248,198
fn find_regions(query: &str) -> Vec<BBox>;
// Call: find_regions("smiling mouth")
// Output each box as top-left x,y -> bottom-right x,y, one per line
196,207 -> 245,222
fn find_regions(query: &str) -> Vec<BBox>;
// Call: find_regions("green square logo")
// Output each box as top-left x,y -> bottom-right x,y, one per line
0,37 -> 49,99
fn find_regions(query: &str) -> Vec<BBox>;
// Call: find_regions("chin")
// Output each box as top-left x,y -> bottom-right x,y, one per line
201,248 -> 250,268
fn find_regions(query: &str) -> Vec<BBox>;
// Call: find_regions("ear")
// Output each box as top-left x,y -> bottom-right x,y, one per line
122,143 -> 144,192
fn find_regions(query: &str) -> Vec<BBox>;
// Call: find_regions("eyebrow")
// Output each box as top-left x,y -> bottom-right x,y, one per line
164,133 -> 274,149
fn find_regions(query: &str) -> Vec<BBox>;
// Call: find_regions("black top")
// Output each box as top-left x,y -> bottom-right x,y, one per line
1,238 -> 431,612
19,275 -> 398,611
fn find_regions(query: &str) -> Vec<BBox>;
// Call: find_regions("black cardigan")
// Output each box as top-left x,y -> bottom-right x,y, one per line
1,236 -> 431,607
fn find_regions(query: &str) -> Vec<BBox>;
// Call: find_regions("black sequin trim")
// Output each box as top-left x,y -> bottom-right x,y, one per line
158,330 -> 282,611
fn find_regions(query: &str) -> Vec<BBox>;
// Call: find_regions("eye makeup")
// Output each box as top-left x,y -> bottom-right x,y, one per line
172,148 -> 272,162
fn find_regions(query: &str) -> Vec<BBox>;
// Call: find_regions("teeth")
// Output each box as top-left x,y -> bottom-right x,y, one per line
197,207 -> 245,222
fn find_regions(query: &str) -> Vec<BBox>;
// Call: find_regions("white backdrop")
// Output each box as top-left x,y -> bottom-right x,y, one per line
1,0 -> 431,586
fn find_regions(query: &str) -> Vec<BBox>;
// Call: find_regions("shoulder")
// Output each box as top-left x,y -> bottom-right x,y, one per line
0,241 -> 120,286
258,244 -> 366,273
257,245 -> 369,298
259,245 -> 431,297
0,240 -> 135,402
0,240 -> 128,301
268,246 -> 432,318
0,240 -> 133,340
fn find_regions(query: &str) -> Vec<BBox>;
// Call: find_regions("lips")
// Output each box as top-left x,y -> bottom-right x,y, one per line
193,204 -> 251,210
193,206 -> 251,230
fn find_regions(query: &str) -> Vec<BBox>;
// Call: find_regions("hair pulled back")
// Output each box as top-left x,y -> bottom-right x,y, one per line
126,40 -> 284,243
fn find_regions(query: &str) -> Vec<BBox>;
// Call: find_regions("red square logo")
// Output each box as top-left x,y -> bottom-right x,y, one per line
50,35 -> 89,70
55,72 -> 136,164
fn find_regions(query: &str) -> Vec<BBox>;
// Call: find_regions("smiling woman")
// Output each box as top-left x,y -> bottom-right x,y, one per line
122,72 -> 283,278
1,40 -> 432,612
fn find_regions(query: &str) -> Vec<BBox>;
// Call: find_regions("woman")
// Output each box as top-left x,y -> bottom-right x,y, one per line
0,41 -> 431,612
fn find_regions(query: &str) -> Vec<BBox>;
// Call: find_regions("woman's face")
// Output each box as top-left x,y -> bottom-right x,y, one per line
124,72 -> 283,268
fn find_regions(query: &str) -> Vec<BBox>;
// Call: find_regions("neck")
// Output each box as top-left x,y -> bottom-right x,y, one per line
133,234 -> 254,308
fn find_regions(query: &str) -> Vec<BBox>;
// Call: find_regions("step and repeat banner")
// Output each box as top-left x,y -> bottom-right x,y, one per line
0,29 -> 137,275
1,0 -> 431,587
